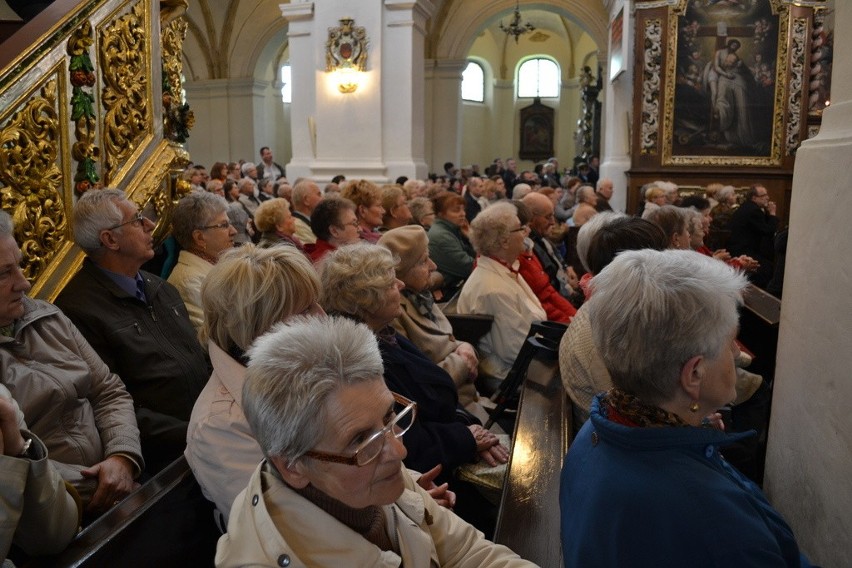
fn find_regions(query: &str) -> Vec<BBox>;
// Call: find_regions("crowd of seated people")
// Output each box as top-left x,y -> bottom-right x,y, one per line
1,147 -> 797,565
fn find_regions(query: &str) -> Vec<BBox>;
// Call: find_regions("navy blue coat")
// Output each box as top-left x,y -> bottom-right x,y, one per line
561,395 -> 811,568
378,333 -> 477,484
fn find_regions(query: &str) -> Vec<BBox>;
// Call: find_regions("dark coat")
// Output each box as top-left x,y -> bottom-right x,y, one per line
55,259 -> 209,471
379,333 -> 477,484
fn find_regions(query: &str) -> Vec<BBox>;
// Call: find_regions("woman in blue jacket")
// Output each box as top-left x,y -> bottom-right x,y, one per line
560,249 -> 811,567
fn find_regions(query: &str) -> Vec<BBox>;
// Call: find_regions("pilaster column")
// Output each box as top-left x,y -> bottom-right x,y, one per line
425,58 -> 466,174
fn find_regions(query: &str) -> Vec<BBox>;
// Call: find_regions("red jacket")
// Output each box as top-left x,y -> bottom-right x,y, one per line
517,251 -> 576,323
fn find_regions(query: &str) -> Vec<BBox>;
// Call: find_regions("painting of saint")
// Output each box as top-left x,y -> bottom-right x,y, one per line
668,0 -> 781,161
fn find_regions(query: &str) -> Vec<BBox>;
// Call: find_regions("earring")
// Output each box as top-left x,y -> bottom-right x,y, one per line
689,401 -> 700,413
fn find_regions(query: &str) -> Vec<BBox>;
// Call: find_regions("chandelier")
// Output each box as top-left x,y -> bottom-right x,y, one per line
500,2 -> 535,44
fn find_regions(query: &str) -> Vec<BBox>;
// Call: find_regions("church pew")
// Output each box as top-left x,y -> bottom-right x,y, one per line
23,455 -> 219,567
494,354 -> 571,567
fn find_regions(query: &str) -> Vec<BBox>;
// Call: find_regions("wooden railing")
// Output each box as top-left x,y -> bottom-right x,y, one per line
0,0 -> 193,301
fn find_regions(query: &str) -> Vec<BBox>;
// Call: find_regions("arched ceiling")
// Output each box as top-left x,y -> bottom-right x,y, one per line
180,0 -> 609,81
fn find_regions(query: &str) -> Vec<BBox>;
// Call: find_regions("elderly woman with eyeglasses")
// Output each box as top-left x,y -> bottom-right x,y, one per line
168,191 -> 237,334
216,316 -> 534,567
457,202 -> 547,381
560,250 -> 811,567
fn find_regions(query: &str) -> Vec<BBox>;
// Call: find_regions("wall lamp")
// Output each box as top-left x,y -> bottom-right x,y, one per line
326,18 -> 368,94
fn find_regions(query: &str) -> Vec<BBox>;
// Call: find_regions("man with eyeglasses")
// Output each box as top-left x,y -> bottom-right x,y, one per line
726,184 -> 778,288
55,189 -> 209,474
218,315 -> 534,567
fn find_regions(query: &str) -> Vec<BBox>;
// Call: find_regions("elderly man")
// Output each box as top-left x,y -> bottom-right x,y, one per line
0,210 -> 142,513
727,184 -> 778,288
595,178 -> 614,212
464,176 -> 485,222
291,178 -> 323,244
522,192 -> 573,298
256,146 -> 285,182
237,177 -> 261,216
55,189 -> 208,473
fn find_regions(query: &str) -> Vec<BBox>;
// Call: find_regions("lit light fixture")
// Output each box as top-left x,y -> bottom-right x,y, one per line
326,18 -> 368,93
500,1 -> 535,44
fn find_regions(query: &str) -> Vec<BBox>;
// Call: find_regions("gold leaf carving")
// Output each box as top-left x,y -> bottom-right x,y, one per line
100,1 -> 150,183
0,80 -> 67,282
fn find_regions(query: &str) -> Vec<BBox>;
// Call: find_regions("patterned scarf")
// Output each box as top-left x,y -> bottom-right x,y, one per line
402,289 -> 436,322
603,388 -> 688,428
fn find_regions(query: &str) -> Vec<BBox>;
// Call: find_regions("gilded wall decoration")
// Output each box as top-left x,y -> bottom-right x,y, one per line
786,18 -> 807,155
162,15 -> 194,144
0,79 -> 68,282
68,20 -> 101,195
662,0 -> 788,166
641,19 -> 662,155
99,0 -> 151,184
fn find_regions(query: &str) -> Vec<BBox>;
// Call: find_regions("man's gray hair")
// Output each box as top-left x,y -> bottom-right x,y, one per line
576,211 -> 626,272
171,192 -> 228,249
240,162 -> 256,176
717,185 -> 736,202
576,185 -> 596,204
242,315 -> 384,461
238,178 -> 256,192
512,183 -> 532,199
73,188 -> 127,255
0,210 -> 13,237
587,249 -> 747,405
469,201 -> 518,256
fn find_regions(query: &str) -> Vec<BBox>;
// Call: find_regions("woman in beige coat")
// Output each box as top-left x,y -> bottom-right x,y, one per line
378,226 -> 479,408
216,316 -> 534,568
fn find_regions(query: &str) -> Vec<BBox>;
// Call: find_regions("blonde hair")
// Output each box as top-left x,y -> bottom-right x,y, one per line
200,244 -> 320,351
253,198 -> 290,233
645,186 -> 665,201
319,243 -> 398,321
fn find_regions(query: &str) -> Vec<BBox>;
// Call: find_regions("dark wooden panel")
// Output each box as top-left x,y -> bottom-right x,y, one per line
495,355 -> 571,567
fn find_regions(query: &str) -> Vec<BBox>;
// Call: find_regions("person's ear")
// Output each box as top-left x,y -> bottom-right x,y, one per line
192,228 -> 206,249
329,224 -> 342,239
99,229 -> 120,251
269,455 -> 310,489
679,354 -> 704,401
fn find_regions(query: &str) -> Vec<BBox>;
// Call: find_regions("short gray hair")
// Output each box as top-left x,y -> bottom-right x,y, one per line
240,162 -> 256,176
576,185 -> 595,203
512,183 -> 532,199
172,192 -> 228,249
576,211 -> 627,272
73,188 -> 127,255
319,243 -> 398,320
243,315 -> 384,461
717,185 -> 736,202
0,210 -> 13,237
587,249 -> 747,405
469,201 -> 517,256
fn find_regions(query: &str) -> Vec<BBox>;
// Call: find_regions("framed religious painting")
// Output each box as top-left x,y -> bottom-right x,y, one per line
518,98 -> 554,162
662,0 -> 789,166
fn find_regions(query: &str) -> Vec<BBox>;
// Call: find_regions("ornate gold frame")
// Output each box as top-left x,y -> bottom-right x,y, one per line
661,0 -> 789,167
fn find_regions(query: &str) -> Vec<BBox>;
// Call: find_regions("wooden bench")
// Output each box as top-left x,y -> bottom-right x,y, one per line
23,456 -> 220,567
494,353 -> 572,567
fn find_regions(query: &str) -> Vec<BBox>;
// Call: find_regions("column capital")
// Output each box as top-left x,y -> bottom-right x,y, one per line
280,1 -> 314,22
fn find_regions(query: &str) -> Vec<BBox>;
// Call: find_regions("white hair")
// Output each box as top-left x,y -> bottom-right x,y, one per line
512,183 -> 532,199
468,201 -> 517,256
575,211 -> 627,272
240,162 -> 256,176
0,210 -> 12,237
242,315 -> 384,461
587,249 -> 748,404
72,188 -> 127,255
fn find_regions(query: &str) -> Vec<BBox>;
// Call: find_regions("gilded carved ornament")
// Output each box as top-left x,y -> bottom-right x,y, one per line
0,79 -> 68,282
99,0 -> 151,184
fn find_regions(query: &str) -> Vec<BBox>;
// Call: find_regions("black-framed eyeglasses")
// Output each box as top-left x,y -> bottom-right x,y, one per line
198,221 -> 232,230
302,392 -> 417,467
107,212 -> 146,230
